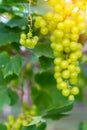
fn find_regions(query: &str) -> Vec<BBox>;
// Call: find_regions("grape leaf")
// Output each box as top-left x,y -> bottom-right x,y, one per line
7,88 -> 18,105
22,117 -> 46,130
31,71 -> 73,120
3,56 -> 22,78
0,23 -> 20,46
33,43 -> 54,58
0,123 -> 7,130
0,52 -> 10,69
6,17 -> 28,28
0,88 -> 10,110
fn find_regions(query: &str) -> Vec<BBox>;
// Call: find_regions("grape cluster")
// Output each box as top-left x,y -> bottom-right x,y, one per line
20,31 -> 39,48
5,106 -> 37,130
34,0 -> 86,101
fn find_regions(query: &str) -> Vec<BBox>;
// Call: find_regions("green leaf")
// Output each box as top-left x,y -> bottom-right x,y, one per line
22,117 -> 46,130
6,17 -> 28,28
0,5 -> 11,12
79,122 -> 87,130
2,0 -> 29,4
0,52 -> 10,69
31,71 -> 73,120
31,0 -> 52,15
7,88 -> 18,105
39,56 -> 53,71
33,43 -> 54,58
22,125 -> 38,130
3,56 -> 22,78
0,123 -> 7,130
0,88 -> 10,110
43,102 -> 73,120
0,23 -> 20,46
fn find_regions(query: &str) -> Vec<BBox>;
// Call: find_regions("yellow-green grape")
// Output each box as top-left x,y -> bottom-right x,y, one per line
71,87 -> 79,95
70,78 -> 78,85
54,29 -> 64,38
69,42 -> 78,51
62,70 -> 70,79
21,33 -> 26,40
62,38 -> 70,47
20,39 -> 26,45
68,64 -> 76,72
54,58 -> 62,65
59,81 -> 68,89
54,4 -> 63,13
40,27 -> 48,35
54,72 -> 61,79
61,60 -> 68,69
27,32 -> 32,38
26,39 -> 32,46
68,95 -> 75,101
34,16 -> 43,28
39,19 -> 47,28
62,89 -> 70,97
56,77 -> 63,83
57,22 -> 64,30
70,34 -> 79,42
45,12 -> 54,20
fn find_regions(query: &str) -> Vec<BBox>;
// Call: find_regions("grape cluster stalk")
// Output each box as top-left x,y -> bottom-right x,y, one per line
34,0 -> 87,101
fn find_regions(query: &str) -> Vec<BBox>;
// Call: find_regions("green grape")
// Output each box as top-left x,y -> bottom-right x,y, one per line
71,26 -> 79,34
59,81 -> 68,89
62,38 -> 70,47
56,77 -> 63,83
40,27 -> 48,35
71,87 -> 79,95
57,22 -> 64,30
62,70 -> 70,79
20,39 -> 26,45
70,42 -> 78,51
70,78 -> 78,85
27,32 -> 32,38
62,89 -> 70,97
68,95 -> 75,101
68,64 -> 76,72
77,43 -> 82,50
70,34 -> 79,41
64,47 -> 71,53
39,19 -> 47,27
76,51 -> 82,59
56,44 -> 63,52
70,53 -> 77,61
61,60 -> 68,69
21,33 -> 26,40
54,66 -> 61,72
54,72 -> 61,79
70,72 -> 78,79
54,29 -> 64,38
26,39 -> 32,46
54,58 -> 62,65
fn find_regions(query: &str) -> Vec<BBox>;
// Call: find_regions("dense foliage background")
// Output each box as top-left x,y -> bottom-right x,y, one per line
0,0 -> 87,130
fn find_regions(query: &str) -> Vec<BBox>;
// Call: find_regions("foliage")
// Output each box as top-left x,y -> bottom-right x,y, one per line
0,0 -> 87,130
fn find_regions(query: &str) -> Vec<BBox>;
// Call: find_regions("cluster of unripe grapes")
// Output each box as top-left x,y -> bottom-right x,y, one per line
5,109 -> 36,130
20,31 -> 39,48
34,0 -> 87,101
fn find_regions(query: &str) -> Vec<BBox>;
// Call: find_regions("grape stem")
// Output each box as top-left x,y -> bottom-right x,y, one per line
28,0 -> 32,31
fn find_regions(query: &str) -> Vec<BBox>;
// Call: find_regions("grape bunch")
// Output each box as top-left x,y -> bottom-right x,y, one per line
34,0 -> 87,101
5,105 -> 37,130
20,31 -> 39,48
